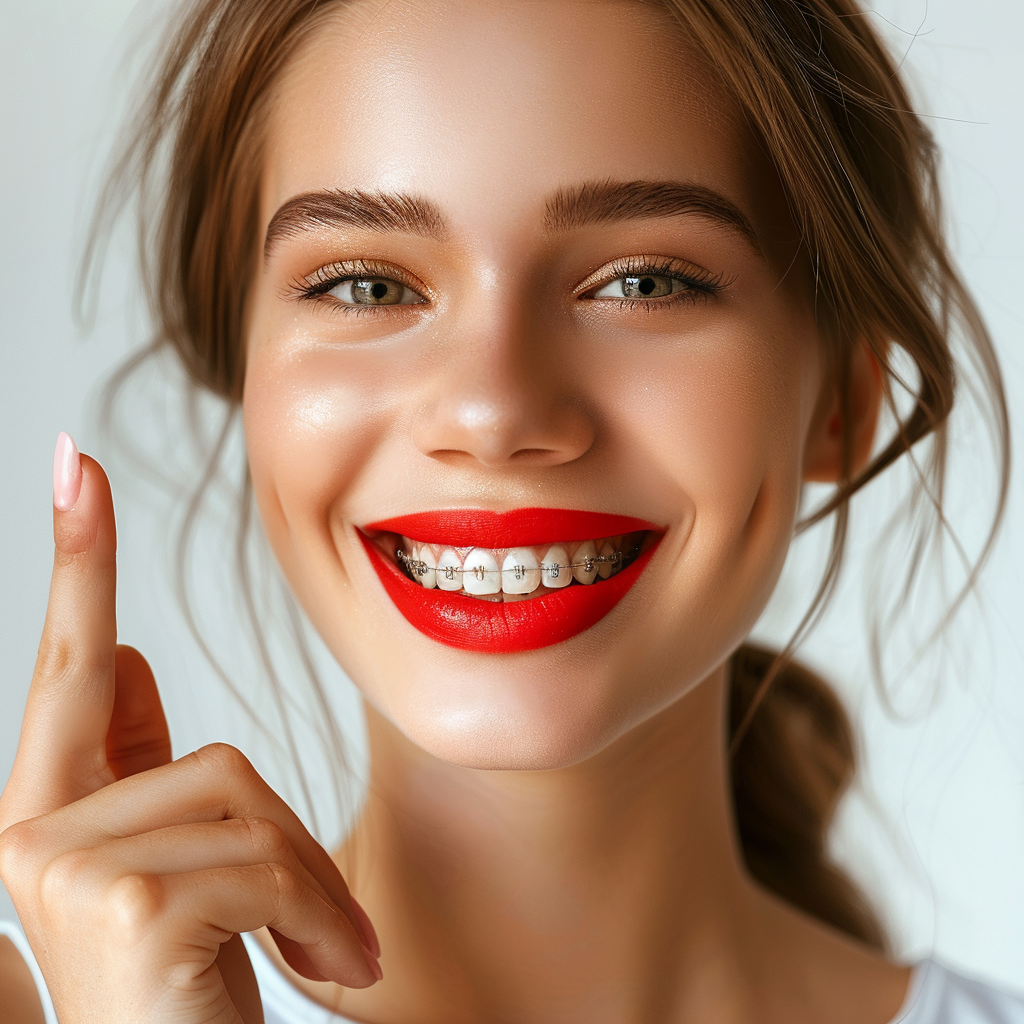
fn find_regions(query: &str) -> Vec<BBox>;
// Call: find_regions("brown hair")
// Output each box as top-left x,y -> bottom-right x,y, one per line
86,0 -> 1009,952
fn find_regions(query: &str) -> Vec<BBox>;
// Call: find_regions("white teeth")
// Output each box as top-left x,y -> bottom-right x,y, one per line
502,547 -> 541,595
436,548 -> 463,591
395,532 -> 641,596
572,540 -> 598,584
541,544 -> 571,588
462,547 -> 502,595
597,538 -> 617,579
416,543 -> 436,589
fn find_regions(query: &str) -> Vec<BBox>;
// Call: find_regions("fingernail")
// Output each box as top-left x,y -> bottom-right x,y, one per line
361,943 -> 383,981
53,431 -> 82,511
349,896 -> 381,958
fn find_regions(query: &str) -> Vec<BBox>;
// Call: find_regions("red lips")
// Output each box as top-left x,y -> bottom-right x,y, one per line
361,508 -> 661,653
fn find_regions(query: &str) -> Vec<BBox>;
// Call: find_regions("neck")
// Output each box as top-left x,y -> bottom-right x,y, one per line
336,665 -> 766,1022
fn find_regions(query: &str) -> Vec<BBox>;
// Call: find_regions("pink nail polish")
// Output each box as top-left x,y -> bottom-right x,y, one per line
53,431 -> 82,511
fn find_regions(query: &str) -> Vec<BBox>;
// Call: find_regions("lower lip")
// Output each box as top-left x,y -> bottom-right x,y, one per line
359,534 -> 659,653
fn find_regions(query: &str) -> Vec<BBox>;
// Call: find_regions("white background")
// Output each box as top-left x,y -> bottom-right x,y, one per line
1,0 -> 1022,995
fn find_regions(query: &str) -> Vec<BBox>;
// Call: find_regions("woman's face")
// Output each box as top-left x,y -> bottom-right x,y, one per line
244,0 -> 824,770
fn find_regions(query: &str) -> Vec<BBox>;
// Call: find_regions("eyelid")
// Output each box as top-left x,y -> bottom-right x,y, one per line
297,258 -> 430,300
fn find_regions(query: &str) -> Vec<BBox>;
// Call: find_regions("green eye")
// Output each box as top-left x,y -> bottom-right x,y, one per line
329,277 -> 423,306
593,274 -> 680,299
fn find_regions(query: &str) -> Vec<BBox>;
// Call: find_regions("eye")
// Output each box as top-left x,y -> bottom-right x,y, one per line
327,276 -> 424,306
577,257 -> 726,308
591,274 -> 691,299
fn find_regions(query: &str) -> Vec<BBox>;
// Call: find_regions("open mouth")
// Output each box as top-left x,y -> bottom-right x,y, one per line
360,508 -> 662,653
391,531 -> 647,599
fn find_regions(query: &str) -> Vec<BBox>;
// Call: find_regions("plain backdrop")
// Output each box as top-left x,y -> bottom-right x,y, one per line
2,0 -> 1023,995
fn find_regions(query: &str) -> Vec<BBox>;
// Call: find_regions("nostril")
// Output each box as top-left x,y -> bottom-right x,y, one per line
428,449 -> 480,463
509,448 -> 559,461
426,447 -> 563,468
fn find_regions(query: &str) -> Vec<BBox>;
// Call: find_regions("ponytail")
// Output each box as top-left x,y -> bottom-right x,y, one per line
729,643 -> 887,950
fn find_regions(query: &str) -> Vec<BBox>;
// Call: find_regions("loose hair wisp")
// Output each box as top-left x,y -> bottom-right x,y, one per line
84,0 -> 1009,952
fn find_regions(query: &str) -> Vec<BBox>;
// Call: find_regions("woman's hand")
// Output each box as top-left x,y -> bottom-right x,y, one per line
0,435 -> 381,1024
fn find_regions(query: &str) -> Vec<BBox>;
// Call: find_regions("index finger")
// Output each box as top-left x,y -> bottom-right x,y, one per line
2,434 -> 118,823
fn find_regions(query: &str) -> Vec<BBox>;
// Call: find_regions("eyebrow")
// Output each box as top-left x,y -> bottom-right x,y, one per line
264,178 -> 761,259
264,189 -> 448,258
544,179 -> 762,254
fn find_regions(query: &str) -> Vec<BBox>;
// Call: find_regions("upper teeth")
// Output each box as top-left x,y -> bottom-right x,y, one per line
396,536 -> 638,596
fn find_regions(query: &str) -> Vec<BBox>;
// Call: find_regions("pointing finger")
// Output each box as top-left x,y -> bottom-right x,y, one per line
4,436 -> 119,822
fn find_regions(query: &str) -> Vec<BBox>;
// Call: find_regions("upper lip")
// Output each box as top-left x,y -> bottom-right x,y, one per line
363,508 -> 662,548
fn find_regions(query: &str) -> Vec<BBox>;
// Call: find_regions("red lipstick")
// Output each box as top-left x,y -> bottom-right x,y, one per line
361,508 -> 661,653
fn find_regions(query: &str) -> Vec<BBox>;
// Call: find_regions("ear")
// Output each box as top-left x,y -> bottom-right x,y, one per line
803,339 -> 884,483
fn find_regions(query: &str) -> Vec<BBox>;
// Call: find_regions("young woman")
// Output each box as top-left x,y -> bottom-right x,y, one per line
0,0 -> 1021,1021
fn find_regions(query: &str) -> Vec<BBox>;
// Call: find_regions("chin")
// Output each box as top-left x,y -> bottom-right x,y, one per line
367,654 -> 647,772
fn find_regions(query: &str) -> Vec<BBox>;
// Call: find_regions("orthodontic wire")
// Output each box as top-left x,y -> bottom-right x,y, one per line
395,544 -> 641,582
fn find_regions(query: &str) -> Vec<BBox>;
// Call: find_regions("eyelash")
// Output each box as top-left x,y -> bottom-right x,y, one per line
293,255 -> 726,316
293,259 -> 425,317
580,256 -> 726,311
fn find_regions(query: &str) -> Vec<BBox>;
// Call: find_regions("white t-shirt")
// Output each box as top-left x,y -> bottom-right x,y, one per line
4,918 -> 1024,1023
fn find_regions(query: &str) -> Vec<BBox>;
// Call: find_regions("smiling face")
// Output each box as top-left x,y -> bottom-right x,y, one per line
242,0 -> 827,770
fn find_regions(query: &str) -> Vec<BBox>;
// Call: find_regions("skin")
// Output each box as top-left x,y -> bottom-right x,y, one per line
0,1 -> 900,1022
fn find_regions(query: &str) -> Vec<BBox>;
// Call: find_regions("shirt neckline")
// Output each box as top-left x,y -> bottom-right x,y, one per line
243,932 -> 935,1024
888,959 -> 939,1024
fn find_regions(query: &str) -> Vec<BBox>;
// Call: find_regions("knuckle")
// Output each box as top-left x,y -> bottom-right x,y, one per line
35,632 -> 113,685
240,816 -> 288,860
264,861 -> 299,908
0,820 -> 46,890
34,633 -> 78,683
106,873 -> 167,937
52,544 -> 89,572
52,514 -> 112,565
38,848 -> 95,912
194,742 -> 255,783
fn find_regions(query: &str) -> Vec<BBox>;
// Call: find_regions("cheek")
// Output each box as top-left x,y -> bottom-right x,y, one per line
242,340 -> 393,575
607,317 -> 809,526
610,314 -> 813,658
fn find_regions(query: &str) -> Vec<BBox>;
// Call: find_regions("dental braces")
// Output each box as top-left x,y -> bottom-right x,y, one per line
396,544 -> 641,582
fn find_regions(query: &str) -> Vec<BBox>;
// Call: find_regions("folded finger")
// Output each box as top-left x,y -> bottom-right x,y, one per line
117,863 -> 380,987
44,817 -> 349,935
18,744 -> 373,952
106,645 -> 172,780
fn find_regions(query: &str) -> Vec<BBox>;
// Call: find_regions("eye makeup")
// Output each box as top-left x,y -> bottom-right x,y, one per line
579,254 -> 727,312
289,251 -> 728,319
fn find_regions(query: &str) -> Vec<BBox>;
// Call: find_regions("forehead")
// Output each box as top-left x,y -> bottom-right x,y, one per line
264,0 -> 765,237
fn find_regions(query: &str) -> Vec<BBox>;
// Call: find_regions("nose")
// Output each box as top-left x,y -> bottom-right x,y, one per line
412,304 -> 595,470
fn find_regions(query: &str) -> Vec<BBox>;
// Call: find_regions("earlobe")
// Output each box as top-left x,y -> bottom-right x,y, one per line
802,340 -> 884,483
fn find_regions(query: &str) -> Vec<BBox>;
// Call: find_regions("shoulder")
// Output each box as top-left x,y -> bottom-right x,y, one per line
899,960 -> 1024,1024
0,931 -> 45,1024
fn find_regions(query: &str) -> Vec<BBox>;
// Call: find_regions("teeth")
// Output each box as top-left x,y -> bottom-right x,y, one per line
502,547 -> 542,595
416,543 -> 436,589
462,547 -> 502,595
393,531 -> 645,597
541,544 -> 572,589
572,540 -> 598,584
435,547 -> 463,591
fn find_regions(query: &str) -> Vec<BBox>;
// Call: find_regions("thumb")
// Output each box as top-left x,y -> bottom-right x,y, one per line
105,645 -> 172,780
